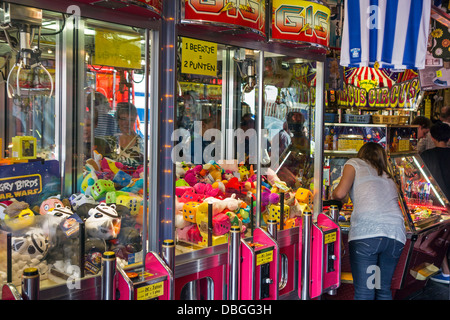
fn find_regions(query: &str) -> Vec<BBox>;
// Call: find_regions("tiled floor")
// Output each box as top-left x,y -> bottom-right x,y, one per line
407,280 -> 450,300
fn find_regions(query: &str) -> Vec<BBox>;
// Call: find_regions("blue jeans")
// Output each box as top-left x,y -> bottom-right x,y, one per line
349,237 -> 404,300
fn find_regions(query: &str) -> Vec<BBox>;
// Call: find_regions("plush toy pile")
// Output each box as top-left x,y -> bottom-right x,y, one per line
0,151 -> 145,285
175,160 -> 314,248
0,151 -> 316,285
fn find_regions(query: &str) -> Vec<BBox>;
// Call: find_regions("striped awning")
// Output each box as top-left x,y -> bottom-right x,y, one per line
344,67 -> 396,89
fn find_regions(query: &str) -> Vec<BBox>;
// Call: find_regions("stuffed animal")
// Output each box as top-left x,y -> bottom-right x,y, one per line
238,165 -> 250,181
90,179 -> 115,200
295,188 -> 313,206
0,200 -> 13,221
4,201 -> 35,231
38,198 -> 64,215
121,178 -> 144,194
68,193 -> 97,212
85,203 -> 121,240
101,157 -> 123,175
203,161 -> 223,182
184,165 -> 203,186
182,202 -> 201,223
177,223 -> 202,244
179,189 -> 204,203
175,212 -> 192,229
193,183 -> 222,198
81,164 -> 98,195
11,228 -> 49,260
221,194 -> 242,211
113,170 -> 132,187
46,203 -> 75,238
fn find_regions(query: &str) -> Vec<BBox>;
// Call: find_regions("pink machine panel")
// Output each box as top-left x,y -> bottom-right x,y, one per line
298,213 -> 341,299
240,228 -> 279,300
116,252 -> 172,300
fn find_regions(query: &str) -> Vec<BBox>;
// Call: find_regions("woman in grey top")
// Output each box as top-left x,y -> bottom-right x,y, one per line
332,142 -> 406,300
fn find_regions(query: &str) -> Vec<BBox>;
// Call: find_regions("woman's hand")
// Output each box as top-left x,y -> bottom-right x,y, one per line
331,164 -> 355,201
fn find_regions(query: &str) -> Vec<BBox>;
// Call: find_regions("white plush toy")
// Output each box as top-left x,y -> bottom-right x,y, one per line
11,228 -> 49,260
85,203 -> 121,240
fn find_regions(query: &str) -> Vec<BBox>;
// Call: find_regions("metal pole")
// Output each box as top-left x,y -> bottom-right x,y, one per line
228,225 -> 241,300
279,192 -> 285,230
267,219 -> 278,241
161,239 -> 175,272
313,61 -> 325,220
329,205 -> 339,224
255,50 -> 264,229
21,267 -> 39,300
142,27 -> 150,265
208,203 -> 213,247
301,209 -> 312,300
101,251 -> 116,300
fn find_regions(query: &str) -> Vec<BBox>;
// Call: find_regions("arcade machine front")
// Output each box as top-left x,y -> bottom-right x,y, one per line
0,1 -> 161,299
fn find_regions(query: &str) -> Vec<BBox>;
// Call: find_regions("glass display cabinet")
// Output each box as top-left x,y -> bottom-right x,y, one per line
0,1 -> 160,299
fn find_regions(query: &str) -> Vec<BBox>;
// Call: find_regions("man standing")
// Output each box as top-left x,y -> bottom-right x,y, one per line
418,106 -> 450,153
421,122 -> 450,284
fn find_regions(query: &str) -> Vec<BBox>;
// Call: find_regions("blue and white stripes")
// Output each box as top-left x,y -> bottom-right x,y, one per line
340,0 -> 431,70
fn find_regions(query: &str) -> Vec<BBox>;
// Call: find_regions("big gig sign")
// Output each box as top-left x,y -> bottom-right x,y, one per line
271,0 -> 330,48
184,0 -> 265,36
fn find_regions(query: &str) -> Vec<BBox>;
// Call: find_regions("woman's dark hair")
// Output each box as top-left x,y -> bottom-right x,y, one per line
357,142 -> 393,179
115,102 -> 137,120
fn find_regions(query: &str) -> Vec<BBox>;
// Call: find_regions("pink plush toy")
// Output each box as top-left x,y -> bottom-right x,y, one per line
194,183 -> 222,198
176,186 -> 194,198
179,190 -> 204,203
269,193 -> 280,204
213,213 -> 231,236
40,198 -> 64,215
177,224 -> 202,243
184,169 -> 197,186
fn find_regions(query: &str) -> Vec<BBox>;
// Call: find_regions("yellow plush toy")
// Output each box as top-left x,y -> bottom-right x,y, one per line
203,162 -> 223,182
295,188 -> 313,206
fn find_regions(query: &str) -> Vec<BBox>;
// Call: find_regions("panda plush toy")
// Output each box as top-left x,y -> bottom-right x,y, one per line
11,228 -> 49,260
85,203 -> 121,240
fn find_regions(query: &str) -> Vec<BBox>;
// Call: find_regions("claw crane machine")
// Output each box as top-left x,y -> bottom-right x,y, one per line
163,0 -> 332,300
0,0 -> 163,300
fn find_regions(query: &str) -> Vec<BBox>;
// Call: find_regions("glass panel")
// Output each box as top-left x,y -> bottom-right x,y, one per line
390,155 -> 450,231
77,19 -> 148,268
174,38 -> 259,252
262,56 -> 316,230
0,6 -> 62,289
0,4 -> 152,293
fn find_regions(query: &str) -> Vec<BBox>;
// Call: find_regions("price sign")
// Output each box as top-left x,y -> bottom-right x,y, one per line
256,249 -> 274,266
136,281 -> 164,300
324,231 -> 336,244
181,38 -> 217,77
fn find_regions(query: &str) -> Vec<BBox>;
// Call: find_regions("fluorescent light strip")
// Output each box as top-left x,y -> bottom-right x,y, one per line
413,156 -> 445,207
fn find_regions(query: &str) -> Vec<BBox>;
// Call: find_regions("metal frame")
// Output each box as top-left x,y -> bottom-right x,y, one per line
0,0 -> 162,300
173,8 -> 327,302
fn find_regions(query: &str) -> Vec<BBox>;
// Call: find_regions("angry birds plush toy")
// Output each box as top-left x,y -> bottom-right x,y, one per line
4,201 -> 35,231
39,198 -> 64,215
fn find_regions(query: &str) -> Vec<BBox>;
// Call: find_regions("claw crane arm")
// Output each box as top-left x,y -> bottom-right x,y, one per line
1,3 -> 54,102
